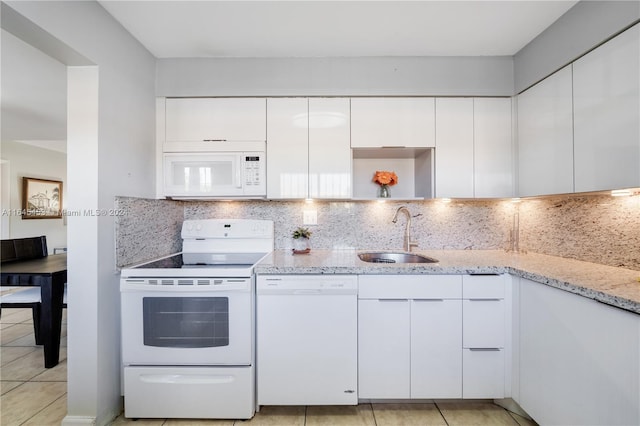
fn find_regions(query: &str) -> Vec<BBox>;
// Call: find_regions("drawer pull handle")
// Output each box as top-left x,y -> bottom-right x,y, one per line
468,273 -> 499,276
469,348 -> 501,351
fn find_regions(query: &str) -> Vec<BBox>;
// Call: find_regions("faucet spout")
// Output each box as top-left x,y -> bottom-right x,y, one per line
392,206 -> 418,252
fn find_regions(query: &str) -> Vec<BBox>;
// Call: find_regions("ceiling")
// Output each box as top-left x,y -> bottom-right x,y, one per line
99,0 -> 579,58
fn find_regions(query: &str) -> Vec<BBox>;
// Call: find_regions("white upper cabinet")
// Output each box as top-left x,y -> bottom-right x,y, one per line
474,98 -> 513,198
435,98 -> 474,198
435,98 -> 513,199
164,98 -> 266,148
308,98 -> 352,199
266,98 -> 351,199
351,98 -> 435,148
573,24 -> 640,192
266,98 -> 309,198
517,65 -> 574,197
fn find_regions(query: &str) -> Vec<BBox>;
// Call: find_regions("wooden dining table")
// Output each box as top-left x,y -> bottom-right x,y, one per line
1,253 -> 67,368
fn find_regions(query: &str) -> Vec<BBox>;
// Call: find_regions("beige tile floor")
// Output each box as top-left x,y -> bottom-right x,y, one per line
1,307 -> 537,426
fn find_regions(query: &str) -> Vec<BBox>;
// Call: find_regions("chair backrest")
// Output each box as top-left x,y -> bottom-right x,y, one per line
1,236 -> 48,264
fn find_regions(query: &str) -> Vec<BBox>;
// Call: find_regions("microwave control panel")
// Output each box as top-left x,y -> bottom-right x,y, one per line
243,154 -> 264,189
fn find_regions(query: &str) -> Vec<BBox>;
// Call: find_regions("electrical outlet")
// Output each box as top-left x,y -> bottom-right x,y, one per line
303,210 -> 318,225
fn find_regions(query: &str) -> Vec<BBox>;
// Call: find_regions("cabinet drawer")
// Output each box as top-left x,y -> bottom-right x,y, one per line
462,348 -> 505,399
463,274 -> 505,299
463,299 -> 505,348
358,275 -> 462,299
124,366 -> 254,419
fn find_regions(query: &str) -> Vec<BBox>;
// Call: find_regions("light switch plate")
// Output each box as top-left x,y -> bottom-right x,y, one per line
303,210 -> 318,225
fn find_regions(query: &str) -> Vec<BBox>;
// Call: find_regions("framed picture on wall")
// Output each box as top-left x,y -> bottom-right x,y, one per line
22,177 -> 63,219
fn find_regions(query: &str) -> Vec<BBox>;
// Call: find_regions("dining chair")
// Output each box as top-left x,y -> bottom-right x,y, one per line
1,284 -> 67,345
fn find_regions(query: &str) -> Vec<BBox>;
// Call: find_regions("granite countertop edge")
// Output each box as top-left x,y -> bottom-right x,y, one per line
254,249 -> 640,315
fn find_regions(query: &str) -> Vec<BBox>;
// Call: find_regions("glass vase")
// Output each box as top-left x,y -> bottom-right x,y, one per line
378,184 -> 390,198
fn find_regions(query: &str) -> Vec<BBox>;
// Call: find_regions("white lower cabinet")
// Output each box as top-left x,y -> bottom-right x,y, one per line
463,349 -> 505,399
518,278 -> 640,425
357,274 -> 508,400
358,299 -> 411,398
462,275 -> 506,399
411,299 -> 463,398
462,299 -> 505,348
358,275 -> 463,399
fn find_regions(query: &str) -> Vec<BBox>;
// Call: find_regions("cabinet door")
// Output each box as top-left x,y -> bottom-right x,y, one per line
266,98 -> 309,198
517,66 -> 574,197
358,299 -> 410,398
573,24 -> 640,192
351,98 -> 435,148
474,98 -> 513,198
463,349 -> 505,399
519,278 -> 640,425
435,98 -> 474,198
411,299 -> 462,398
308,98 -> 351,199
165,98 -> 266,143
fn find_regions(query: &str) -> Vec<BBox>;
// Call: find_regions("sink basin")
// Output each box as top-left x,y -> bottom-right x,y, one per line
358,252 -> 439,264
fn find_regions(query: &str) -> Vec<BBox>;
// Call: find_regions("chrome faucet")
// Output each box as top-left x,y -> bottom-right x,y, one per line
392,206 -> 418,252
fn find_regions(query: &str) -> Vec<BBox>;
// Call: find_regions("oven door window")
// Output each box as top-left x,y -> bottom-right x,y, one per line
143,297 -> 229,348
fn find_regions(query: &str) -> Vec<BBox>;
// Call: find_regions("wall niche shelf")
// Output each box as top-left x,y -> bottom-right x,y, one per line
352,148 -> 434,200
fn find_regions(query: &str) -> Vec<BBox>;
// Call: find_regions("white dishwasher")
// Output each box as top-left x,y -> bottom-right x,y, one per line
256,275 -> 358,406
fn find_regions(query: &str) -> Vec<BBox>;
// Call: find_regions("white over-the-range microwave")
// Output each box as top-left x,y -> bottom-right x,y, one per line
163,143 -> 266,199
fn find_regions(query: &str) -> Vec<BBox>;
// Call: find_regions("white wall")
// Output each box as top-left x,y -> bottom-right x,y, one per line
156,56 -> 515,97
0,141 -> 67,251
4,1 -> 156,425
1,26 -> 67,251
514,0 -> 640,93
1,29 -> 67,141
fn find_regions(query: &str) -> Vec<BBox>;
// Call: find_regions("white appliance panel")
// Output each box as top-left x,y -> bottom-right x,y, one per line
257,276 -> 358,405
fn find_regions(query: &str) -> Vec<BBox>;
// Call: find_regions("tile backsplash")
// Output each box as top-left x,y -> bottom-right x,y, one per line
115,193 -> 640,271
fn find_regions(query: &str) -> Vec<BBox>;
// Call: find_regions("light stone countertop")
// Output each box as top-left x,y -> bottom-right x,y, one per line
255,249 -> 640,314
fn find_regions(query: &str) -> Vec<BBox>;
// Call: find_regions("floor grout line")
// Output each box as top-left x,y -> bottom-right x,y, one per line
434,401 -> 450,426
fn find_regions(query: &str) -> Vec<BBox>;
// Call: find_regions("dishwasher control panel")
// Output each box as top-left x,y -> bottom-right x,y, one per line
257,275 -> 358,294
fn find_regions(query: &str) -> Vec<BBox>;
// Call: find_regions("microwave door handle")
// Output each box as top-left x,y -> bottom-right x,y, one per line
236,156 -> 243,188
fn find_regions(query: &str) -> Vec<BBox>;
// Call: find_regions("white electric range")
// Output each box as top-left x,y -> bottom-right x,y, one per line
120,219 -> 273,420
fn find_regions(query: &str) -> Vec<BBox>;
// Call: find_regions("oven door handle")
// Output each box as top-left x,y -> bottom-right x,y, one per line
140,374 -> 236,385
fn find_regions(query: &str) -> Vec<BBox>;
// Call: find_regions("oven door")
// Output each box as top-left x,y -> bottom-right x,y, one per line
121,279 -> 252,366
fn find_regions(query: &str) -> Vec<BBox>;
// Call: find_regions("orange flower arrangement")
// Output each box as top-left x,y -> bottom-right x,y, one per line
373,170 -> 398,186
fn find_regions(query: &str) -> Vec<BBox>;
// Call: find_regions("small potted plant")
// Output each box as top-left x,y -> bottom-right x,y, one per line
292,227 -> 312,254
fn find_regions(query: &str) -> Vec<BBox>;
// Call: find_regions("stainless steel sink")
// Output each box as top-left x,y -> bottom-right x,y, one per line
358,252 -> 439,264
